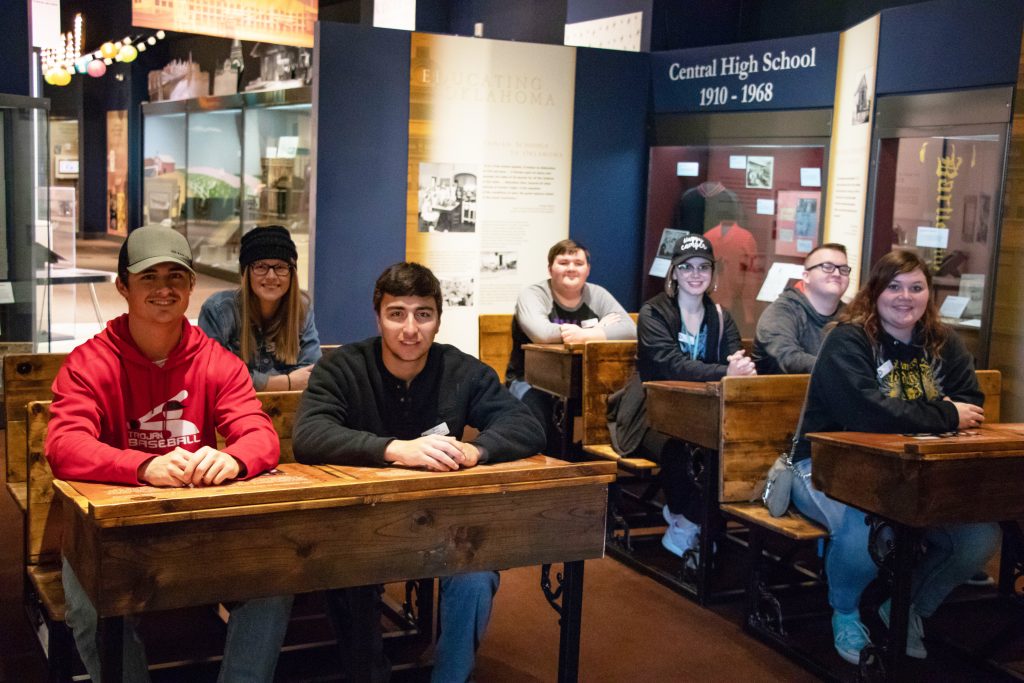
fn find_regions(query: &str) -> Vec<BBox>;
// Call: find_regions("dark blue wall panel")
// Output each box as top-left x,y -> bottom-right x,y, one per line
877,0 -> 1024,95
569,48 -> 650,311
448,0 -> 568,44
313,22 -> 410,343
0,0 -> 30,96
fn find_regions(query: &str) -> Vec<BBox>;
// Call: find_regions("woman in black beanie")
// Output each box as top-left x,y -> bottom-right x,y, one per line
199,225 -> 321,390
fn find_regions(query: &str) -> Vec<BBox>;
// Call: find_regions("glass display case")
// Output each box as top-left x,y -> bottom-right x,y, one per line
867,88 -> 1013,366
187,95 -> 244,275
1,94 -> 50,349
241,90 -> 312,290
143,101 -> 187,231
142,88 -> 312,284
645,111 -> 832,338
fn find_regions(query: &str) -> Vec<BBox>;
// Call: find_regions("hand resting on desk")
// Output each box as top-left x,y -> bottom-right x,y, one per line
945,396 -> 985,430
137,446 -> 246,487
385,435 -> 481,471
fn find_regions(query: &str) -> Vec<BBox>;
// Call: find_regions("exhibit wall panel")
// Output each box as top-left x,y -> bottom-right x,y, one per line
822,14 -> 879,295
312,22 -> 411,344
569,47 -> 650,312
876,0 -> 1024,96
405,33 -> 576,356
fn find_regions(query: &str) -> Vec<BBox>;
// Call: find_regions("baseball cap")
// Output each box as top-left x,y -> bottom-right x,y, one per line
118,226 -> 195,275
669,233 -> 716,272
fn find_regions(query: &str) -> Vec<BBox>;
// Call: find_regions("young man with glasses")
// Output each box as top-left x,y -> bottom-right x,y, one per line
46,225 -> 292,682
753,243 -> 851,374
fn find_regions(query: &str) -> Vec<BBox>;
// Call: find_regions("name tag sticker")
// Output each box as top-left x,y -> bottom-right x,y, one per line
877,360 -> 893,380
580,318 -> 598,329
421,422 -> 450,437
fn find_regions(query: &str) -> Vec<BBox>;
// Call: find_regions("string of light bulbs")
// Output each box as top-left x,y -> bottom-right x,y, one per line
41,14 -> 168,86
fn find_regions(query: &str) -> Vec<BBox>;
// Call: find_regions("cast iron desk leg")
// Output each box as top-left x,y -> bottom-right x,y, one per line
884,523 -> 915,681
557,560 -> 584,683
552,397 -> 572,459
99,615 -> 123,683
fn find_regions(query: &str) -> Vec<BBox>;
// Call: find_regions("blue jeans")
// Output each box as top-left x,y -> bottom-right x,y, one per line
791,458 -> 1000,617
433,572 -> 500,683
62,557 -> 293,682
328,571 -> 499,683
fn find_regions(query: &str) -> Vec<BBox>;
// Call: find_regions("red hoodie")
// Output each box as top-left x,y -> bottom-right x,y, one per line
46,314 -> 280,485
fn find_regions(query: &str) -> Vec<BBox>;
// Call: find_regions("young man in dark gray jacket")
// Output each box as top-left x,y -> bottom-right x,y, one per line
753,243 -> 850,374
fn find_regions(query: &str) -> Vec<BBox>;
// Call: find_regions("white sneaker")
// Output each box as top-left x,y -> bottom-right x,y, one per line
661,507 -> 699,557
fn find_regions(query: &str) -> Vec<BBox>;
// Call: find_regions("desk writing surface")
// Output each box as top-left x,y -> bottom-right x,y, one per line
808,429 -> 1024,460
322,454 -> 612,486
64,463 -> 343,523
57,456 -> 616,616
63,457 -> 616,525
809,427 -> 1024,526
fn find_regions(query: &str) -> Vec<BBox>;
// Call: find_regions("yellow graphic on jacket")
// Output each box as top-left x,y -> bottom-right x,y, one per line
878,357 -> 940,401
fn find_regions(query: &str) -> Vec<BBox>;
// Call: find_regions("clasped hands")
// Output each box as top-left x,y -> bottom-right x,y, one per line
725,349 -> 756,376
138,446 -> 245,487
384,434 -> 481,472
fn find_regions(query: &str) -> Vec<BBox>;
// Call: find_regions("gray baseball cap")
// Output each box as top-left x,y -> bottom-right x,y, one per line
118,226 -> 195,275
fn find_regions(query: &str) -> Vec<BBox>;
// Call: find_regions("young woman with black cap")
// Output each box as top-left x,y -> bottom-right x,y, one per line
609,233 -> 755,561
199,225 -> 321,391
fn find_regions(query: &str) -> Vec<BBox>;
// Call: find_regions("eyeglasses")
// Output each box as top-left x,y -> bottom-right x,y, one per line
807,262 -> 852,276
676,262 -> 713,274
251,262 -> 292,277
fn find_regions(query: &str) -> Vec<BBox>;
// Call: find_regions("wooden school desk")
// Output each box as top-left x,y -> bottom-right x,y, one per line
808,426 -> 1024,679
523,343 -> 584,457
55,456 -> 616,682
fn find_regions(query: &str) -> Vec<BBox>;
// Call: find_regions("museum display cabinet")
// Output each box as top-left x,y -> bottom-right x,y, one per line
142,87 -> 312,286
645,110 -> 833,339
1,94 -> 51,348
867,87 -> 1013,365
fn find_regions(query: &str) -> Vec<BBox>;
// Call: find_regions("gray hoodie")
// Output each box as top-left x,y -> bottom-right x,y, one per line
753,284 -> 844,374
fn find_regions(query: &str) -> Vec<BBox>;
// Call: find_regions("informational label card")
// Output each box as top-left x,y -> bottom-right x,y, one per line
916,226 -> 949,249
757,262 -> 806,302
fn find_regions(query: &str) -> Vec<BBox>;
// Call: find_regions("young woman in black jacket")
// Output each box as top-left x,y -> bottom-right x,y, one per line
791,249 -> 997,665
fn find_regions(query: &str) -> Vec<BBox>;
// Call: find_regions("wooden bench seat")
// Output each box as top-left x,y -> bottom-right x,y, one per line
720,502 -> 826,541
581,443 -> 658,474
27,563 -> 66,622
7,482 -> 27,514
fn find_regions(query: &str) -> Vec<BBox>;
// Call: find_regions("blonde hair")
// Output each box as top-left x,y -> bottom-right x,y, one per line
239,264 -> 307,366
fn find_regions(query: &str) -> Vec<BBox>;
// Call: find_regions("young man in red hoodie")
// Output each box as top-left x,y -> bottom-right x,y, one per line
46,225 -> 292,682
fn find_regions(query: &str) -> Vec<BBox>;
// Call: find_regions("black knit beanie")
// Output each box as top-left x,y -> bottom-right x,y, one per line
239,226 -> 298,271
